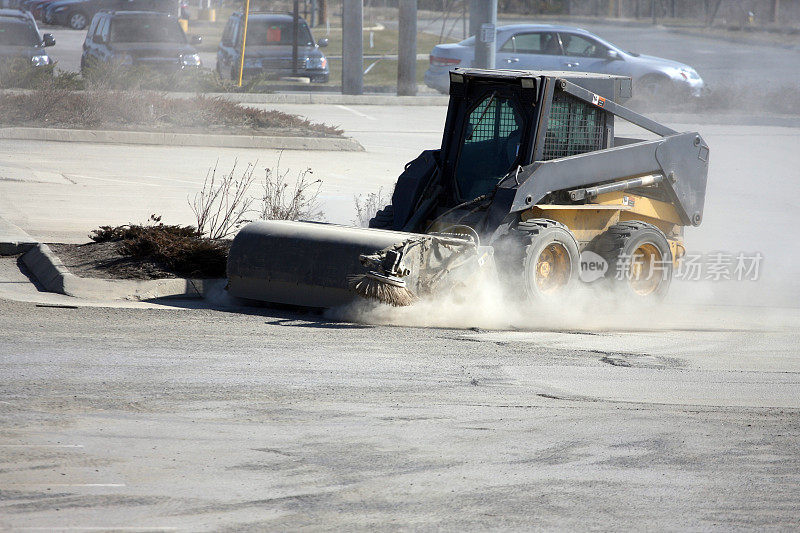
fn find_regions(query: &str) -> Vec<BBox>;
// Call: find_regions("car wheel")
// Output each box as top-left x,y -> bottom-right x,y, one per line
67,11 -> 88,30
636,74 -> 673,103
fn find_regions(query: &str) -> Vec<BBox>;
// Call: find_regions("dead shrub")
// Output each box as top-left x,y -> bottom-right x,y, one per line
0,89 -> 342,136
89,215 -> 227,278
0,58 -> 82,91
353,187 -> 391,227
190,160 -> 256,239
258,154 -> 324,221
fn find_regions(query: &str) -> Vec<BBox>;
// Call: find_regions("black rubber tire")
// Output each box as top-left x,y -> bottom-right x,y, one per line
67,10 -> 88,30
496,219 -> 580,302
593,221 -> 673,302
368,204 -> 394,230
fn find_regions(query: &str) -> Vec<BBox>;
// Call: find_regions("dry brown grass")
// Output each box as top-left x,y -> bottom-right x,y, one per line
0,87 -> 343,136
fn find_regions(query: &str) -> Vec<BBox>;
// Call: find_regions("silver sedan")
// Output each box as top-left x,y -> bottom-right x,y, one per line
425,24 -> 704,98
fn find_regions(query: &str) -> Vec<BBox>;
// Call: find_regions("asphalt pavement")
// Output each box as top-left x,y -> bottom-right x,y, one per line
1,296 -> 799,530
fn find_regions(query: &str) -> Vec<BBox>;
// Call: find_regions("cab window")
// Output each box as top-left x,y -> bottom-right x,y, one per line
221,18 -> 235,45
93,17 -> 107,42
454,93 -> 524,200
500,32 -> 559,55
542,93 -> 606,160
559,33 -> 609,58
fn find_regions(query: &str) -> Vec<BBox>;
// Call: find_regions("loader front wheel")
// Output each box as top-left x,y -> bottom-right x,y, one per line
498,219 -> 580,302
595,221 -> 673,301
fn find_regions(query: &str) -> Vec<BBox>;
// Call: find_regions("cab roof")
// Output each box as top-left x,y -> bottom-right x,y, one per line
496,23 -> 591,34
455,68 -> 629,82
231,11 -> 306,22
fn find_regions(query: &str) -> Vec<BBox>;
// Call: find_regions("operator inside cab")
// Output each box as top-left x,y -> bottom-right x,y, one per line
454,92 -> 523,200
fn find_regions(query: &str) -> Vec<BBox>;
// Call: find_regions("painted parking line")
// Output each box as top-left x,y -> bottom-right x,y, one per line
14,526 -> 178,531
4,483 -> 126,487
0,444 -> 84,448
335,105 -> 377,121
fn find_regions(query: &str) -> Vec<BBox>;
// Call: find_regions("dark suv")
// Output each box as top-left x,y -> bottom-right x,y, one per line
0,8 -> 54,66
81,10 -> 201,73
216,11 -> 329,83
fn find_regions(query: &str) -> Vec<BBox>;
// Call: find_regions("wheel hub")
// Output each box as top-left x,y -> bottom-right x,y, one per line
629,243 -> 663,296
534,243 -> 570,293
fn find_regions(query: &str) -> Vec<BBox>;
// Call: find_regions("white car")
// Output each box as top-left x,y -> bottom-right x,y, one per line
425,24 -> 704,99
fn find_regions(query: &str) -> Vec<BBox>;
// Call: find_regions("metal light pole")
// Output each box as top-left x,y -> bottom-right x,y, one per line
397,0 -> 417,96
469,0 -> 480,38
473,0 -> 497,69
237,0 -> 251,87
342,0 -> 363,95
292,0 -> 299,76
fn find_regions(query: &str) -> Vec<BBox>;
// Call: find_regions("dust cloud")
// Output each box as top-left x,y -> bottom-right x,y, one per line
329,266 -> 798,333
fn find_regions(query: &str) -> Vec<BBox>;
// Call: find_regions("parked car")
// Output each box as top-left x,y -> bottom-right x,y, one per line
81,10 -> 200,73
20,0 -> 58,21
0,8 -> 54,66
216,11 -> 329,83
46,0 -> 172,30
425,24 -> 704,99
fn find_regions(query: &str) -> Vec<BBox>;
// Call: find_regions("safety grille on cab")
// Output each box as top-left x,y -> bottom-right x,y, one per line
542,93 -> 605,160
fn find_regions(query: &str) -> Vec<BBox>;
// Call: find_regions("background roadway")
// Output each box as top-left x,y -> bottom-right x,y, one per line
40,20 -> 800,88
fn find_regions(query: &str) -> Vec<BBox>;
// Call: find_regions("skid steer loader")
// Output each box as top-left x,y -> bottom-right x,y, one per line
227,68 -> 709,308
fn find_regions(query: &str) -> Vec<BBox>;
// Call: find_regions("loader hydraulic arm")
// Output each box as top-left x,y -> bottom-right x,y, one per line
504,131 -> 709,227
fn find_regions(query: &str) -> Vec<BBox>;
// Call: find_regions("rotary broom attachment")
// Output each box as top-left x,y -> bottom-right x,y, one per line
348,232 -> 494,307
349,271 -> 417,307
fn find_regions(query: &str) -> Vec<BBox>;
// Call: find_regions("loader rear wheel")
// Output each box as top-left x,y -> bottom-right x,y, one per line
594,221 -> 673,301
368,204 -> 394,230
498,219 -> 580,302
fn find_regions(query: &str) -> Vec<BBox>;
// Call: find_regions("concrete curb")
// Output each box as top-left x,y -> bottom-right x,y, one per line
0,127 -> 364,151
21,243 -> 225,301
0,88 -> 448,106
0,216 -> 38,256
170,92 -> 449,106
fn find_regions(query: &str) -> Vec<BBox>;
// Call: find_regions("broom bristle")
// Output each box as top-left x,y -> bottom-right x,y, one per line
348,274 -> 417,307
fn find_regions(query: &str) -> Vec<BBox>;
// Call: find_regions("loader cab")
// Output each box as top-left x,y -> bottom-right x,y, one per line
441,69 -> 629,204
442,71 -> 539,202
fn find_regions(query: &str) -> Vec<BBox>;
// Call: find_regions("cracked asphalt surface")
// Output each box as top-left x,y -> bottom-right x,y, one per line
1,298 -> 799,530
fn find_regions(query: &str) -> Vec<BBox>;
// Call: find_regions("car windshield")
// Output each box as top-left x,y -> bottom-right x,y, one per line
110,17 -> 186,43
245,19 -> 314,46
0,20 -> 40,46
